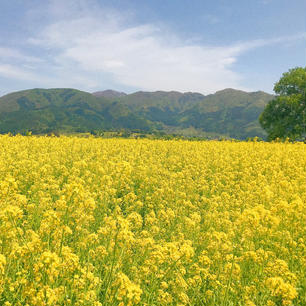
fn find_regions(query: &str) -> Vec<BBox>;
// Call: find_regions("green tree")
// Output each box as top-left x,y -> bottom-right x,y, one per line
259,67 -> 306,140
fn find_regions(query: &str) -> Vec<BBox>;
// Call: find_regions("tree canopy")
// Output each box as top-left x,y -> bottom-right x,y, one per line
259,67 -> 306,140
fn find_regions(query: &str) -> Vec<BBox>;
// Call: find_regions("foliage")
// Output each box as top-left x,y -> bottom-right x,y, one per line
259,67 -> 306,140
0,88 -> 273,139
117,89 -> 272,139
0,136 -> 305,305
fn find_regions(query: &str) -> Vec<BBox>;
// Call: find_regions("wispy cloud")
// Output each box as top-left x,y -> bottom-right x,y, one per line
26,5 -> 246,93
1,0 -> 305,95
0,64 -> 44,82
0,47 -> 43,64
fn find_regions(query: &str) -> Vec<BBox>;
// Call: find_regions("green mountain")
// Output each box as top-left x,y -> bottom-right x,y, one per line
0,87 -> 273,138
176,89 -> 273,139
92,90 -> 127,99
112,89 -> 273,138
115,91 -> 206,127
0,88 -> 151,134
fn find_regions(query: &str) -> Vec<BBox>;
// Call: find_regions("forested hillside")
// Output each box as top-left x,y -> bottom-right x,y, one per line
0,87 -> 273,138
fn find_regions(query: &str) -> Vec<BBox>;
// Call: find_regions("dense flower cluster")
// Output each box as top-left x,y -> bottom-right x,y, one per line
0,135 -> 305,305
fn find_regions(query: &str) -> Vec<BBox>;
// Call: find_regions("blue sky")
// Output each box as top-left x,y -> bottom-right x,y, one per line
0,0 -> 305,96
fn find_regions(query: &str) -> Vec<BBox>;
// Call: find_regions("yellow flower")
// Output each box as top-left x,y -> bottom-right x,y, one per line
0,136 -> 305,305
265,277 -> 297,304
0,254 -> 6,275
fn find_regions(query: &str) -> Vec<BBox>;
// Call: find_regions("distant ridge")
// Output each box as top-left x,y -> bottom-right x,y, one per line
92,90 -> 127,99
0,87 -> 274,138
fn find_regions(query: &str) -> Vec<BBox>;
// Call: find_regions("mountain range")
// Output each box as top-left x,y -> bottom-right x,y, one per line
0,88 -> 273,139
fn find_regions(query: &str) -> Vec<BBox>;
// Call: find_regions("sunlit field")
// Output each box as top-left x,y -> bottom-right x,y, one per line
0,136 -> 305,306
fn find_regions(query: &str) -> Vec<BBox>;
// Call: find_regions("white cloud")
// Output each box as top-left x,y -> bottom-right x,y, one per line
0,62 -> 99,92
0,64 -> 41,81
28,12 -> 247,94
2,0 -> 306,95
0,47 -> 43,63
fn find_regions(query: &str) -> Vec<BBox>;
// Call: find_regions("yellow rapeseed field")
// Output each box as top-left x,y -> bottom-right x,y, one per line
0,135 -> 305,306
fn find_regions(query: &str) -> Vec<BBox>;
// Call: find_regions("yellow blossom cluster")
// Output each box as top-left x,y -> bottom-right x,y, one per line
0,135 -> 305,305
